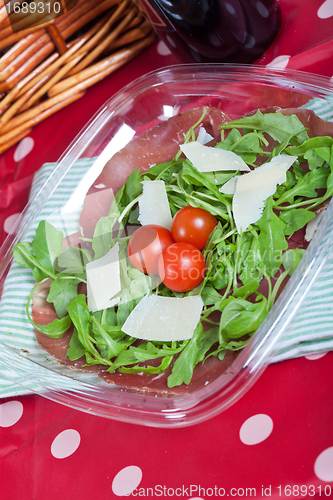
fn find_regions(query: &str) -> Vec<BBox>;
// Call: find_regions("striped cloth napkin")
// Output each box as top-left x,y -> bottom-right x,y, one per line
0,100 -> 333,398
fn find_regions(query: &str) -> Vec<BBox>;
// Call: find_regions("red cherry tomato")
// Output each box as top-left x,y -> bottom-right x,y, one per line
171,206 -> 218,250
128,225 -> 175,275
158,242 -> 206,292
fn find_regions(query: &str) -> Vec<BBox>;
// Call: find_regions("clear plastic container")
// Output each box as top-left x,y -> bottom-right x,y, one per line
0,64 -> 333,427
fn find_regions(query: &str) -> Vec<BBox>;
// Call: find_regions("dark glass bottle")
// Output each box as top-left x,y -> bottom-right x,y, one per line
135,0 -> 281,64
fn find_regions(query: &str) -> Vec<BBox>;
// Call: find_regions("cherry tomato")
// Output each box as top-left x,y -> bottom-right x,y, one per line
128,225 -> 175,275
158,242 -> 206,292
171,206 -> 218,250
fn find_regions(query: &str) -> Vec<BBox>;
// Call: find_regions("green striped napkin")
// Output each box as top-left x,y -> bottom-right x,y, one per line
0,101 -> 333,398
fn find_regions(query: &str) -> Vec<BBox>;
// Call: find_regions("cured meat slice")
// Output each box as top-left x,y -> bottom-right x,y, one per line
87,106 -> 230,197
79,188 -> 115,239
79,106 -> 230,239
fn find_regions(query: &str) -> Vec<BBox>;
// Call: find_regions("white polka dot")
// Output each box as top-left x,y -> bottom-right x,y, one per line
209,32 -> 222,47
267,55 -> 291,69
244,34 -> 256,49
51,429 -> 81,459
314,447 -> 333,481
239,414 -> 273,445
157,40 -> 172,56
3,213 -> 21,235
257,1 -> 269,18
318,0 -> 333,19
0,401 -> 23,427
305,352 -> 328,360
13,137 -> 35,162
225,3 -> 236,15
112,466 -> 143,496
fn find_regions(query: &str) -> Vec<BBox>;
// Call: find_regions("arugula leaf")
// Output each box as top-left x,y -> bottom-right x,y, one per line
91,316 -> 133,359
206,261 -> 229,291
239,231 -> 263,285
316,149 -> 333,204
204,171 -> 238,187
274,170 -> 297,199
181,162 -> 231,208
256,197 -> 288,276
279,209 -> 315,235
282,248 -> 305,276
47,277 -> 79,318
118,355 -> 174,375
67,294 -> 90,339
139,161 -> 171,179
275,165 -> 329,206
167,323 -> 203,388
109,341 -> 184,374
168,323 -> 230,388
216,128 -> 262,164
25,281 -> 72,338
13,241 -> 55,280
13,242 -> 35,270
287,136 -> 333,169
124,168 -> 143,203
195,326 -> 219,364
66,294 -> 112,366
234,232 -> 253,276
201,284 -> 223,306
233,280 -> 259,298
219,110 -> 309,145
219,295 -> 267,341
66,329 -> 86,361
32,316 -> 72,338
116,300 -> 135,326
92,213 -> 120,260
57,246 -> 92,274
31,221 -> 63,279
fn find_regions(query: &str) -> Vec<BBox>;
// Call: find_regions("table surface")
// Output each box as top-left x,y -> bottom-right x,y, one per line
1,1 -> 333,498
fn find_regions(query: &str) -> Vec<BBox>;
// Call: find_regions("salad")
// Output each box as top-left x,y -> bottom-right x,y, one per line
12,106 -> 333,391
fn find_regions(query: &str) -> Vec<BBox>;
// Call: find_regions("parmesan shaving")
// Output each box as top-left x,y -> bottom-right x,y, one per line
233,154 -> 297,233
138,180 -> 173,229
305,210 -> 326,242
196,126 -> 214,144
86,243 -> 121,312
180,141 -> 251,172
219,176 -> 239,195
122,294 -> 204,342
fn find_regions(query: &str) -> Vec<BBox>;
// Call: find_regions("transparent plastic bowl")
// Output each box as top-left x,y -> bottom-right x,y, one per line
1,64 -> 333,428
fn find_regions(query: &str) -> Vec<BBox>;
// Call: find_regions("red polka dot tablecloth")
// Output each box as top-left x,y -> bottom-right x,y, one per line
1,1 -> 333,499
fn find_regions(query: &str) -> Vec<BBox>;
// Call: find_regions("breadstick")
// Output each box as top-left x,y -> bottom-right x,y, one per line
0,127 -> 33,155
48,33 -> 154,97
69,2 -> 135,75
0,91 -> 85,142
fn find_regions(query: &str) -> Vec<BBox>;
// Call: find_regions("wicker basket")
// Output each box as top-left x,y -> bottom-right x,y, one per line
0,0 -> 155,155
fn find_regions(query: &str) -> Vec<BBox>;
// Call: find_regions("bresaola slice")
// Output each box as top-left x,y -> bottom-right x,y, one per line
31,106 -> 333,394
86,106 -> 230,197
79,106 -> 230,239
79,188 -> 115,239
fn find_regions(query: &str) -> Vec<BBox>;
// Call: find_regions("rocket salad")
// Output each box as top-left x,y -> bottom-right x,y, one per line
13,109 -> 333,389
